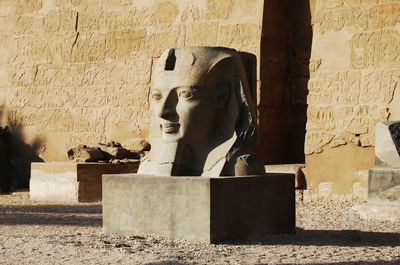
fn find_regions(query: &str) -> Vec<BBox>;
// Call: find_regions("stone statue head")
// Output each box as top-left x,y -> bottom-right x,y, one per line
138,47 -> 264,176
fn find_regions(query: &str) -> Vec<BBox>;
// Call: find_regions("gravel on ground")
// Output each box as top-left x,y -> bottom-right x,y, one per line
1,191 -> 400,265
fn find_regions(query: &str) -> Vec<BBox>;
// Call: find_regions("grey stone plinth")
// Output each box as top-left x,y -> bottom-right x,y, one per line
30,162 -> 139,203
375,121 -> 400,168
102,174 -> 294,243
368,168 -> 400,205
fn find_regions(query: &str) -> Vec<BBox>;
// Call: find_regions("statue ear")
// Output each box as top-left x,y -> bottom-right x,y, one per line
215,78 -> 231,109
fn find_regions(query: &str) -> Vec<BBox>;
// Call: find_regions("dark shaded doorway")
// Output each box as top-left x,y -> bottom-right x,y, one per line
257,0 -> 313,164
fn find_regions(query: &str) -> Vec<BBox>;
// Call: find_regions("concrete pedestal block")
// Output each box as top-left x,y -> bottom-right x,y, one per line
102,173 -> 294,243
369,168 -> 400,205
30,162 -> 139,203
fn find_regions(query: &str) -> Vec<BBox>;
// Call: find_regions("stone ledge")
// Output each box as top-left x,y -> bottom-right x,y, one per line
265,164 -> 305,188
102,173 -> 295,243
30,162 -> 139,203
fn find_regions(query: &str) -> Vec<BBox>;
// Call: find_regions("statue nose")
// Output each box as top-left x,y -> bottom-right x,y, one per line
157,92 -> 178,119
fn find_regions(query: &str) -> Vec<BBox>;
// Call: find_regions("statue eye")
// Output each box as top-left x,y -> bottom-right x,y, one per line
151,91 -> 162,101
178,90 -> 194,100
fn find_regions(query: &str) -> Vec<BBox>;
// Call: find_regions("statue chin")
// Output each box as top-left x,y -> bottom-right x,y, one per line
138,46 -> 265,177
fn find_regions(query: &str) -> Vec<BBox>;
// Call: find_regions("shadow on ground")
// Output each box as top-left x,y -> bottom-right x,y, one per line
218,228 -> 400,247
1,204 -> 400,249
0,204 -> 102,226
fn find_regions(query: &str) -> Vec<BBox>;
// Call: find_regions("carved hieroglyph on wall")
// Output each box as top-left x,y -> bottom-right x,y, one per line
0,0 -> 264,162
306,1 -> 400,155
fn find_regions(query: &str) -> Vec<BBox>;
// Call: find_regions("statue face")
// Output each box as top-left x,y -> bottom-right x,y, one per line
150,73 -> 217,144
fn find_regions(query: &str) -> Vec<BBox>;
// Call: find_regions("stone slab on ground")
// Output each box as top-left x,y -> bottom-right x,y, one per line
103,173 -> 295,243
352,203 -> 400,222
30,162 -> 139,203
2,192 -> 400,264
352,168 -> 400,223
369,168 -> 400,205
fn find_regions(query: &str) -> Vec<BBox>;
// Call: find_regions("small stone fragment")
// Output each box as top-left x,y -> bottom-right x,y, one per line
67,147 -> 104,162
98,142 -> 131,160
121,139 -> 151,152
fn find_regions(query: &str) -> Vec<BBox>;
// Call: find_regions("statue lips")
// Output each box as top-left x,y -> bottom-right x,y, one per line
161,122 -> 180,134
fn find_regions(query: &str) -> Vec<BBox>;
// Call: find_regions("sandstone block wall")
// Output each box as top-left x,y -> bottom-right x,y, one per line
0,0 -> 264,187
2,0 -> 397,199
305,0 -> 400,199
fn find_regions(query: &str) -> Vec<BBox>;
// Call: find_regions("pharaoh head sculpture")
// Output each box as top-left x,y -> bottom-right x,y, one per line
138,47 -> 265,176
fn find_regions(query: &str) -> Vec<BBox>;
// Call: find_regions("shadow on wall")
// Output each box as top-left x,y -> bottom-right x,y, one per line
258,0 -> 312,164
0,106 -> 43,191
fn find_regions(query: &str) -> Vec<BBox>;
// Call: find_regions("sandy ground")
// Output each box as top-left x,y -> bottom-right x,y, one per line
0,191 -> 400,265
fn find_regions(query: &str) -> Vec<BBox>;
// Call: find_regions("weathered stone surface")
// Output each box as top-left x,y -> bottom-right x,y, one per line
305,144 -> 373,200
353,203 -> 400,222
381,185 -> 400,202
305,70 -> 397,155
121,139 -> 150,152
318,182 -> 334,200
102,173 -> 295,242
368,168 -> 400,205
151,1 -> 179,25
30,162 -> 139,203
186,22 -> 218,46
305,0 -> 400,199
0,0 -> 264,178
375,121 -> 400,168
350,31 -> 400,69
1,0 -> 397,201
98,142 -> 131,160
138,47 -> 264,177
